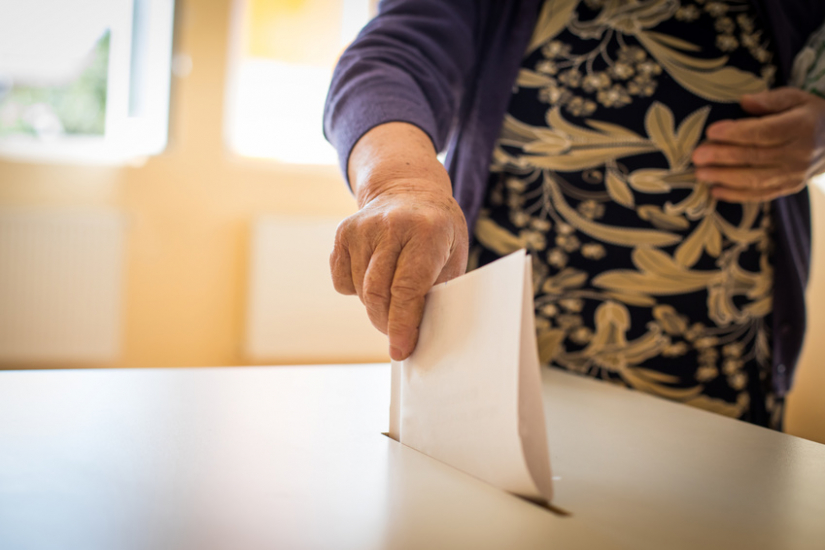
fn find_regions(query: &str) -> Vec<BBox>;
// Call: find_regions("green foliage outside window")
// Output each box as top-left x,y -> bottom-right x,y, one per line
0,30 -> 110,137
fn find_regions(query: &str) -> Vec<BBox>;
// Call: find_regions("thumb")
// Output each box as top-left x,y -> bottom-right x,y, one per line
741,87 -> 809,115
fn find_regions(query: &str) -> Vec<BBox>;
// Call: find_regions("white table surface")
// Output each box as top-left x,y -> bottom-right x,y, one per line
0,364 -> 823,550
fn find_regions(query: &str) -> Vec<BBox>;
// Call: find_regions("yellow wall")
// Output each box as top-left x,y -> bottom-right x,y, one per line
0,0 -> 362,368
0,0 -> 821,443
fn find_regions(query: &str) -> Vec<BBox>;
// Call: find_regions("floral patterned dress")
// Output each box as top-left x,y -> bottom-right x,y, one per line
470,0 -> 783,428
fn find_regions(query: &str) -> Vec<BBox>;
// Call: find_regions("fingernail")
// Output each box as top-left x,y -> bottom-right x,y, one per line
390,346 -> 404,361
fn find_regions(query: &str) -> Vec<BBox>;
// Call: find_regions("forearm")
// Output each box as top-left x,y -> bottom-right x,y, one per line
348,122 -> 453,208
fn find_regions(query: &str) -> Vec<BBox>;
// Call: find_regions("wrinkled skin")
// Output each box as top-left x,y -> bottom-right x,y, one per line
694,88 -> 825,202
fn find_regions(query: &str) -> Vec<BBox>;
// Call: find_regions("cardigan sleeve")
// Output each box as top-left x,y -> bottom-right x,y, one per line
322,0 -> 483,185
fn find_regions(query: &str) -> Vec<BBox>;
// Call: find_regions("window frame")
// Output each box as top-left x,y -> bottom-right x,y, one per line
0,0 -> 176,166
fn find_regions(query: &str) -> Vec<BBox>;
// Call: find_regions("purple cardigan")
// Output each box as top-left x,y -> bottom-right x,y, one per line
324,0 -> 825,396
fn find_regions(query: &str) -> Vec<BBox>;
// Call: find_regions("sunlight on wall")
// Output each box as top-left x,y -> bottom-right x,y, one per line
228,60 -> 337,164
225,0 -> 371,164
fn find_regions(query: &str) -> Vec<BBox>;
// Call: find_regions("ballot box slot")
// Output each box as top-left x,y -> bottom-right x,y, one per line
380,432 -> 572,517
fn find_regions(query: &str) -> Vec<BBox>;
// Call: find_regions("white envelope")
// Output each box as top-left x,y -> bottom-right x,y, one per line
389,249 -> 553,503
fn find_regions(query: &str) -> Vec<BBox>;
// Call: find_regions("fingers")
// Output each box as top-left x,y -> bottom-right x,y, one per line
740,87 -> 810,116
330,188 -> 470,361
705,113 -> 795,147
332,217 -> 439,345
696,89 -> 824,189
710,181 -> 805,203
387,240 -> 448,361
361,243 -> 402,334
348,237 -> 371,300
696,165 -> 806,202
696,166 -> 794,190
330,224 -> 356,295
705,89 -> 814,147
330,219 -> 380,299
692,143 -> 782,167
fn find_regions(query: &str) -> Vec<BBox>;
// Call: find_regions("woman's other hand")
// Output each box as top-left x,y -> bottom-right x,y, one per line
692,87 -> 825,202
330,122 -> 469,361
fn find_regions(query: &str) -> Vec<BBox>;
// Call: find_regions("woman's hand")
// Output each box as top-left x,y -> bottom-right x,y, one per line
330,123 -> 469,361
692,87 -> 825,202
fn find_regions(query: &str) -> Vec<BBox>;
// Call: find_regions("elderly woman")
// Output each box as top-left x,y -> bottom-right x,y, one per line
324,0 -> 825,429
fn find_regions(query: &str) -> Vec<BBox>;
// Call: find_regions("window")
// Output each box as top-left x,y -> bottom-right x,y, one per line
0,0 -> 175,164
225,0 -> 373,165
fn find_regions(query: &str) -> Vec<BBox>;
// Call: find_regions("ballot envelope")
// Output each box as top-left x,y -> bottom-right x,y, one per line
389,249 -> 553,504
